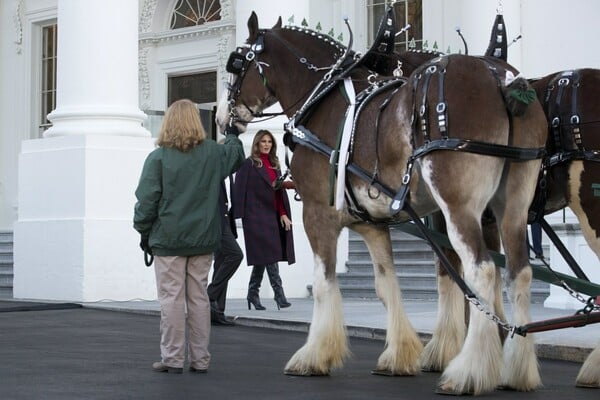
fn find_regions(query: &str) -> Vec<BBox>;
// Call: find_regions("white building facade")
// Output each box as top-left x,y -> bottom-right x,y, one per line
0,0 -> 598,306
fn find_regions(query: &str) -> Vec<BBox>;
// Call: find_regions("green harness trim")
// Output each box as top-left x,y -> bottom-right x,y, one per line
509,87 -> 537,104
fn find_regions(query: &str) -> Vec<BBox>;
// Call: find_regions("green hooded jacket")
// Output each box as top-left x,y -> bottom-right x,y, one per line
133,134 -> 244,256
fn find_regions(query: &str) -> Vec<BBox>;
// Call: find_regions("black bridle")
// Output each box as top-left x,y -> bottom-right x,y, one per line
224,27 -> 351,127
225,32 -> 281,124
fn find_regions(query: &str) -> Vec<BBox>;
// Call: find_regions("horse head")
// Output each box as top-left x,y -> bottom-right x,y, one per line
216,12 -> 350,133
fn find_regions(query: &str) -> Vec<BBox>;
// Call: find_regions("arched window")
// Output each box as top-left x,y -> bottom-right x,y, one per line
170,0 -> 221,29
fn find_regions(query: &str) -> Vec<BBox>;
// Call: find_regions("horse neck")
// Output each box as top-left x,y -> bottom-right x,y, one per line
265,29 -> 344,117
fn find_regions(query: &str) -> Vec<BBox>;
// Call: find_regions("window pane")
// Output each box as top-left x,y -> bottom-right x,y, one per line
168,72 -> 217,105
368,1 -> 423,52
41,24 -> 57,134
407,0 -> 423,49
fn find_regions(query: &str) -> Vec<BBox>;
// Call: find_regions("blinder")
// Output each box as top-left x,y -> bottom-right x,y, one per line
226,33 -> 266,75
226,49 -> 247,74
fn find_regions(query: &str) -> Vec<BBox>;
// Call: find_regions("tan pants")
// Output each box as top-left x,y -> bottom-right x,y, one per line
154,254 -> 212,369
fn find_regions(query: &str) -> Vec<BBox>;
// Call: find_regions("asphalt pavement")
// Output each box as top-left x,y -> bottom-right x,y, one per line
1,298 -> 598,399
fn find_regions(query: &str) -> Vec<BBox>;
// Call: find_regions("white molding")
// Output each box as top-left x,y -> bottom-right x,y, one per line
139,0 -> 158,33
157,53 -> 219,73
139,20 -> 235,45
139,46 -> 151,110
13,0 -> 24,53
220,0 -> 233,20
216,35 -> 231,83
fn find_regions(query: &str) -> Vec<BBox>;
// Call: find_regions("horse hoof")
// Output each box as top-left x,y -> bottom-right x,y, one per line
371,368 -> 416,377
434,385 -> 473,396
575,382 -> 600,389
496,385 -> 517,391
284,369 -> 329,377
371,369 -> 395,376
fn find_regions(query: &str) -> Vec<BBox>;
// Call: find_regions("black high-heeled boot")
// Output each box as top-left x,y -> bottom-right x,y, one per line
266,264 -> 291,309
247,265 -> 266,310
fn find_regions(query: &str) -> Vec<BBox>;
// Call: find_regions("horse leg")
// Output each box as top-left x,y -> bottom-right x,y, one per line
490,169 -> 542,391
353,223 -> 423,375
421,213 -> 508,373
420,212 -> 466,372
436,209 -> 504,395
284,207 -> 349,376
483,218 -> 509,344
497,227 -> 542,390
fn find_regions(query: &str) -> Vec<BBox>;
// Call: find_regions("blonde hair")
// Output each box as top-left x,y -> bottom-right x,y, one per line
250,129 -> 280,170
157,99 -> 206,152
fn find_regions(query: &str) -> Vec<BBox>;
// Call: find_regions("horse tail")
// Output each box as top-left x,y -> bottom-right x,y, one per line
501,74 -> 537,117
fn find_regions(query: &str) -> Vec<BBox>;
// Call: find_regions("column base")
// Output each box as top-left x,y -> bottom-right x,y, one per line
14,135 -> 156,302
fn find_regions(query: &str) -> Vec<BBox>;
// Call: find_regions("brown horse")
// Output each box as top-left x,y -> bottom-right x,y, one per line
395,48 -> 600,389
216,13 -> 547,395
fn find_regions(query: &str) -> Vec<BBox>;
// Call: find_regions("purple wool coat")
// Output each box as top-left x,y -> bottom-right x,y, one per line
232,158 -> 296,266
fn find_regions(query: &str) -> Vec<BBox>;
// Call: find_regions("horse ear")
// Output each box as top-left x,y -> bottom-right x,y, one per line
248,11 -> 259,42
273,16 -> 282,29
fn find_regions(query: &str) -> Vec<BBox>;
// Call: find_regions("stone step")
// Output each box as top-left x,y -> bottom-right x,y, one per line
0,231 -> 13,242
0,273 -> 14,286
0,231 -> 13,299
346,260 -> 436,274
341,226 -> 550,303
0,287 -> 13,299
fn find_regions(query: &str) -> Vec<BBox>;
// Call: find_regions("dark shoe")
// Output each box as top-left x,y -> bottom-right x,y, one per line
275,298 -> 291,310
266,263 -> 290,310
189,366 -> 208,373
152,362 -> 182,374
247,296 -> 266,310
212,314 -> 235,326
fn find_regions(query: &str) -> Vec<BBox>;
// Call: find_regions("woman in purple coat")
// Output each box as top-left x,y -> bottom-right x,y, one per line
232,130 -> 296,310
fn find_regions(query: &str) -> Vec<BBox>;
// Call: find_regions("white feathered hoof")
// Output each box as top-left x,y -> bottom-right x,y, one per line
576,346 -> 600,388
283,343 -> 347,377
373,339 -> 423,376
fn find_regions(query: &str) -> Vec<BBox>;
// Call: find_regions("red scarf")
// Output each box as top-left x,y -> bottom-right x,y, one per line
260,154 -> 286,217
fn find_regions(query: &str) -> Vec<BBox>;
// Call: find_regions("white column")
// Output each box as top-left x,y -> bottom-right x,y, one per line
45,0 -> 149,137
14,0 -> 156,302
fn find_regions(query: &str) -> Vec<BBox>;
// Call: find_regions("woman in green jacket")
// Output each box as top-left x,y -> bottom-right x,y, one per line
134,99 -> 244,374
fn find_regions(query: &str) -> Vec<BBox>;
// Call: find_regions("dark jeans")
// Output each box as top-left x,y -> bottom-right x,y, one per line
528,222 -> 543,257
207,215 -> 243,313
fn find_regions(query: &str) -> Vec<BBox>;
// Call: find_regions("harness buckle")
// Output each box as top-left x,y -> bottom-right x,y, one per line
570,115 -> 580,125
558,78 -> 570,86
436,102 -> 446,113
551,117 -> 560,127
245,51 -> 256,62
426,65 -> 437,74
402,173 -> 411,185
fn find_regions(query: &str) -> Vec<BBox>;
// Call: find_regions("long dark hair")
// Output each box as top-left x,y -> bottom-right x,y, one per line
250,129 -> 280,169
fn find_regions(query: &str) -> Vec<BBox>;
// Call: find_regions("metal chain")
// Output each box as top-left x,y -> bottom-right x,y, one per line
465,294 -> 517,335
558,280 -> 600,311
463,257 -> 599,336
536,256 -> 600,311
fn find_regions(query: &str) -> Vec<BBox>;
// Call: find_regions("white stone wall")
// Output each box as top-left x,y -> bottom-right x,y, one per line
2,0 -> 599,304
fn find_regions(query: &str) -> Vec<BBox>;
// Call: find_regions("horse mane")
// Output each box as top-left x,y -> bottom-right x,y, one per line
282,25 -> 347,55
